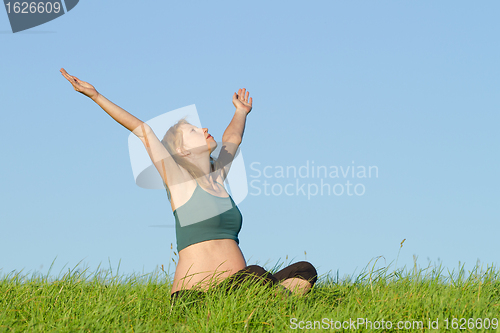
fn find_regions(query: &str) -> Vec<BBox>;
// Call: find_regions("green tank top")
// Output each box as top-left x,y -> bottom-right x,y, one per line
171,181 -> 243,252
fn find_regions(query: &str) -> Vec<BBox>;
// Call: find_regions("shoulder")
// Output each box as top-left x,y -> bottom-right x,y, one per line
165,170 -> 197,211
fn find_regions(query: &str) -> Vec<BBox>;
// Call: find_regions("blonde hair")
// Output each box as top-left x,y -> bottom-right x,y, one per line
161,118 -> 221,182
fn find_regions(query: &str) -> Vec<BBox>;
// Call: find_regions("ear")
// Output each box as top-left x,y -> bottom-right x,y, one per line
176,146 -> 190,157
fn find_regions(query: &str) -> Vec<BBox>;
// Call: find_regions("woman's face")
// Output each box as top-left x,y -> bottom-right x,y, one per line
180,124 -> 217,155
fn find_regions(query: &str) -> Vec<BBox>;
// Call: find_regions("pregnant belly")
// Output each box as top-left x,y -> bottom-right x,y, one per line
171,239 -> 246,293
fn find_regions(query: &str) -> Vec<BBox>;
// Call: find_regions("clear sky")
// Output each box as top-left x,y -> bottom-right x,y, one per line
1,1 -> 499,282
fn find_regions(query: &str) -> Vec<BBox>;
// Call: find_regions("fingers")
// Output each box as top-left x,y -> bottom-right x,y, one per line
237,88 -> 250,103
60,68 -> 74,81
60,68 -> 76,83
60,68 -> 84,93
60,68 -> 70,80
60,68 -> 81,84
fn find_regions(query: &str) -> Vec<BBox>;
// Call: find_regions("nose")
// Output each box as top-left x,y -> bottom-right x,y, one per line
203,128 -> 208,133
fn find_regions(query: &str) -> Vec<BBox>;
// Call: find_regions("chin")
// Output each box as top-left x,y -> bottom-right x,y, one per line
209,141 -> 218,153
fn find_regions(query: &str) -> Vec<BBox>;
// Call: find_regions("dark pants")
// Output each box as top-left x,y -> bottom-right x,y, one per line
171,261 -> 317,302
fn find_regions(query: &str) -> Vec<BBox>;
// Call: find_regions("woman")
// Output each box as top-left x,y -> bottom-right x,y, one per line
60,68 -> 318,301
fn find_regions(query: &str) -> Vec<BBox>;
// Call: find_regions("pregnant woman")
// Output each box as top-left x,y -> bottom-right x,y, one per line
60,68 -> 318,302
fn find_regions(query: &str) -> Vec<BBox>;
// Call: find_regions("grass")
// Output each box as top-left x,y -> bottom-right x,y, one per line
1,258 -> 499,332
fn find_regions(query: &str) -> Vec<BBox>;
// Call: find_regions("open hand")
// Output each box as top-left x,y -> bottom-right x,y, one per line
60,68 -> 99,100
232,88 -> 253,114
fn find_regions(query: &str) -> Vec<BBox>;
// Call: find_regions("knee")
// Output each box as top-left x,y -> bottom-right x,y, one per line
296,261 -> 317,274
244,265 -> 267,276
295,261 -> 318,285
241,265 -> 277,285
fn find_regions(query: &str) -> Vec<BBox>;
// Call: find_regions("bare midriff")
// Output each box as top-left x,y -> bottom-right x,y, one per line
170,239 -> 246,294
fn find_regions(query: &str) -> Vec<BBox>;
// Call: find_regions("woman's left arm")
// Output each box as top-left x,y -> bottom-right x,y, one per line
222,88 -> 253,144
217,88 -> 253,178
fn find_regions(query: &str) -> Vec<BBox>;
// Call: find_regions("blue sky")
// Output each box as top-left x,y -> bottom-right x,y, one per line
1,1 -> 499,282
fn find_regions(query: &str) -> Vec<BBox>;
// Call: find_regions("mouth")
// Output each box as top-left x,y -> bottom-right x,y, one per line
206,134 -> 213,139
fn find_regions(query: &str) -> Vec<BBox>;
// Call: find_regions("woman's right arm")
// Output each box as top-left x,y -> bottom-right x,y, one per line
60,68 -> 182,187
61,68 -> 144,136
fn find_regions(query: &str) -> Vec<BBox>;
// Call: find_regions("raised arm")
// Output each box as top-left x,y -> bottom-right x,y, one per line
60,68 -> 147,137
60,68 -> 182,188
217,88 -> 252,179
222,88 -> 252,144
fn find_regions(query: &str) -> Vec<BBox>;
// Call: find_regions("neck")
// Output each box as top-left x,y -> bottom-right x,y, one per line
188,153 -> 213,180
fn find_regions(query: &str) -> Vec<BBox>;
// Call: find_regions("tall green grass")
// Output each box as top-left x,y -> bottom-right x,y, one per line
1,258 -> 499,332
